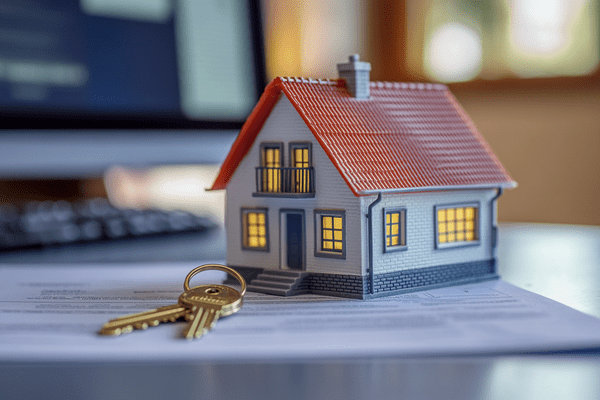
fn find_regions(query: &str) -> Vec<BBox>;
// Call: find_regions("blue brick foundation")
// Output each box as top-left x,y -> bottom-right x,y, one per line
230,259 -> 497,299
366,259 -> 497,299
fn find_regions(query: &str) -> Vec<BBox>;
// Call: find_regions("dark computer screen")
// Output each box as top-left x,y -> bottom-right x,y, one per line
0,0 -> 265,129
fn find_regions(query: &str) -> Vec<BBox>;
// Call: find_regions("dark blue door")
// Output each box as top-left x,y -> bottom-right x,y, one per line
286,213 -> 304,270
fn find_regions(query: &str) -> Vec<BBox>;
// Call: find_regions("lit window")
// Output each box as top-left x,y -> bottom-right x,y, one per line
290,142 -> 311,193
322,215 -> 343,251
260,143 -> 282,192
384,208 -> 406,252
242,208 -> 268,250
315,210 -> 345,258
436,205 -> 478,247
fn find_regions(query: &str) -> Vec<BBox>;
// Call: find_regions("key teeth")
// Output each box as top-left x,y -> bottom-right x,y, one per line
98,328 -> 116,336
98,306 -> 189,336
183,327 -> 208,340
99,325 -> 133,336
196,329 -> 208,339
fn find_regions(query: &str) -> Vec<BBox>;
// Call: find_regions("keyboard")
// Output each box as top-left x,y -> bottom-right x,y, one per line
0,198 -> 216,251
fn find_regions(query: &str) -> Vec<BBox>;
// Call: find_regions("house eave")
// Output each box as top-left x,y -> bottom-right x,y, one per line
357,181 -> 517,196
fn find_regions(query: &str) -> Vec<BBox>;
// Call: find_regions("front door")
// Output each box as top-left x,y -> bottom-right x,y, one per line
280,210 -> 305,270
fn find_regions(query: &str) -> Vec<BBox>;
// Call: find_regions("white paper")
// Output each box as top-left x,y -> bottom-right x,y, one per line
2,262 -> 600,362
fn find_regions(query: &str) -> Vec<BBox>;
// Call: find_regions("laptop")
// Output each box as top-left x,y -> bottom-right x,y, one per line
0,0 -> 266,262
0,0 -> 266,177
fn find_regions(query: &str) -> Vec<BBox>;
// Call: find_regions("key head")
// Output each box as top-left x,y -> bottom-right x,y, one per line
179,284 -> 242,317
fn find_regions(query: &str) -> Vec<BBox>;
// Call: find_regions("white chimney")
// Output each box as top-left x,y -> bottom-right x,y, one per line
337,54 -> 371,99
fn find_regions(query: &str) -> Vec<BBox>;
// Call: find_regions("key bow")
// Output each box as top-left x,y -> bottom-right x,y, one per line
183,264 -> 246,296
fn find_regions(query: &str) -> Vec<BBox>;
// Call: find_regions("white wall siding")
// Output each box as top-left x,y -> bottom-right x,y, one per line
361,189 -> 497,276
225,95 -> 363,275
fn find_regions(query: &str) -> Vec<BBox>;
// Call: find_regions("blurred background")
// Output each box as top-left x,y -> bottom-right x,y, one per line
0,0 -> 598,240
261,0 -> 600,226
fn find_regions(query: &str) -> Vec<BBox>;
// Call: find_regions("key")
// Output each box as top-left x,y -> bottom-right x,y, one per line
179,284 -> 243,339
98,264 -> 246,339
99,303 -> 190,336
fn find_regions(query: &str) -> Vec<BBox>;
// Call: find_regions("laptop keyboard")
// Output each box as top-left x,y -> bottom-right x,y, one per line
0,198 -> 216,251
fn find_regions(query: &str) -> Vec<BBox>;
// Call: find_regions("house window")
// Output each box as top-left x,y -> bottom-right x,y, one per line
242,208 -> 269,250
384,208 -> 406,252
255,141 -> 315,197
290,142 -> 312,193
314,210 -> 345,259
260,143 -> 282,192
436,204 -> 478,248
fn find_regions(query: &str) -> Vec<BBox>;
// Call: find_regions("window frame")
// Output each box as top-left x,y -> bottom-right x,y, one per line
289,142 -> 312,167
383,207 -> 407,253
241,207 -> 269,251
289,142 -> 312,194
434,202 -> 480,250
259,142 -> 283,193
314,209 -> 346,259
260,142 -> 284,167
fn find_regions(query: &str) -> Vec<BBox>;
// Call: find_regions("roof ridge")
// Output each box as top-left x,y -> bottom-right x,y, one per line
276,76 -> 446,91
278,76 -> 337,85
370,81 -> 447,91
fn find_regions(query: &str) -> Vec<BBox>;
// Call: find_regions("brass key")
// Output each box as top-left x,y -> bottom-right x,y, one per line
99,303 -> 189,336
179,265 -> 245,339
98,264 -> 246,339
179,284 -> 243,339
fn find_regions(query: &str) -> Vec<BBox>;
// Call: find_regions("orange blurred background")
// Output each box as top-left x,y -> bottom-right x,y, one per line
262,0 -> 600,226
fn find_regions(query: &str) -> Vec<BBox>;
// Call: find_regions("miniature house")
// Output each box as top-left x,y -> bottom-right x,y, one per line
211,55 -> 516,299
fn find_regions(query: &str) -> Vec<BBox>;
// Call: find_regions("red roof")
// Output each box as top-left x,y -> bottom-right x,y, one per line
211,77 -> 515,196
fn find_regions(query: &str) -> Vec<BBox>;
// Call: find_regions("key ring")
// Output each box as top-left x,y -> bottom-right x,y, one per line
184,264 -> 246,297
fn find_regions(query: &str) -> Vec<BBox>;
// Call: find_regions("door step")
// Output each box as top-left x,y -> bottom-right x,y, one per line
247,269 -> 309,296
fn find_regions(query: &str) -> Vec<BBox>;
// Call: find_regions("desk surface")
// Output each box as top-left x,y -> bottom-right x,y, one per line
2,223 -> 600,400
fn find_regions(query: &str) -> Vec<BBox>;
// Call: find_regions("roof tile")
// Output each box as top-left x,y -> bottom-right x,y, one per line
211,77 -> 515,195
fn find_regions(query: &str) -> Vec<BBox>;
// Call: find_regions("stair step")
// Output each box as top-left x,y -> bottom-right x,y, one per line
254,275 -> 297,284
247,284 -> 308,297
259,269 -> 305,278
247,284 -> 290,296
248,280 -> 291,290
247,269 -> 308,296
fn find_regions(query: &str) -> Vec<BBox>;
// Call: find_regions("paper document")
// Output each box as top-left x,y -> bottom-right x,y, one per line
2,262 -> 600,362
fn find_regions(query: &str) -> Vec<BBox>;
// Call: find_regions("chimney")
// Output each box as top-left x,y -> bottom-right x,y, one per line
337,54 -> 371,99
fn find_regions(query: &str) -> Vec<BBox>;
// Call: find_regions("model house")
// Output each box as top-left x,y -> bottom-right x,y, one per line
211,55 -> 516,299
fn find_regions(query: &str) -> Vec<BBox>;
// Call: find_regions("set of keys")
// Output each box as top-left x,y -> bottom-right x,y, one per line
99,264 -> 246,340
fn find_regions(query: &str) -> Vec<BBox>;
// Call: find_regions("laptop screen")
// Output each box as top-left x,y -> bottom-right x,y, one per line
0,0 -> 265,129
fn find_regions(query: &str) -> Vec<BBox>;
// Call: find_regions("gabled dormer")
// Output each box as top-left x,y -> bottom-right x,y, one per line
254,141 -> 314,197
